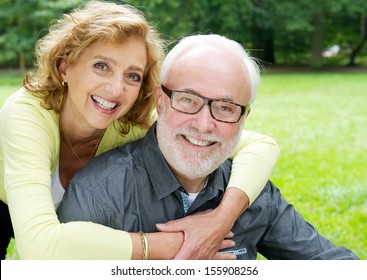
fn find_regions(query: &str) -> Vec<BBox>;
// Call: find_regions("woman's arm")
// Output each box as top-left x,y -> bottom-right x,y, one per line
130,232 -> 183,260
157,129 -> 280,259
130,225 -> 235,260
0,92 -> 141,259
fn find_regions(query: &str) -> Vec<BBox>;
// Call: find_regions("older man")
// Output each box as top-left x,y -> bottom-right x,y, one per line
58,34 -> 358,260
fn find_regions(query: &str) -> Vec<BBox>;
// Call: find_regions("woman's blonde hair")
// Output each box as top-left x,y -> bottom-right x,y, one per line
24,0 -> 164,133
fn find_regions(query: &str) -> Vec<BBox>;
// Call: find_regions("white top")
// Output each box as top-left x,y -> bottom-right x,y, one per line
51,160 -> 65,209
188,177 -> 209,205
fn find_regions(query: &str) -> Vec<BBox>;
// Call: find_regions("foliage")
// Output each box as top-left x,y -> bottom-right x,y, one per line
127,0 -> 367,66
0,0 -> 366,66
0,0 -> 87,71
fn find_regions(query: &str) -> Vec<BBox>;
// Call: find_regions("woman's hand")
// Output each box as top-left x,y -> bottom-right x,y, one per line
156,210 -> 235,260
156,188 -> 249,259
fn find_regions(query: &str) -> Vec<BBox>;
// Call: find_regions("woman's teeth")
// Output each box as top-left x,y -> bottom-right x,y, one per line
92,95 -> 117,110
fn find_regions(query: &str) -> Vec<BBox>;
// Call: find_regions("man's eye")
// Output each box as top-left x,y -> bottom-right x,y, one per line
182,97 -> 195,103
213,102 -> 237,114
219,105 -> 234,112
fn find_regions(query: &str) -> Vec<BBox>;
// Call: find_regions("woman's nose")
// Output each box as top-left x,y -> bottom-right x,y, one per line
105,77 -> 124,97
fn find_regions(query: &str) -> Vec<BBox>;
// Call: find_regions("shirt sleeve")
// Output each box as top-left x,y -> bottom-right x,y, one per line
0,93 -> 134,259
257,182 -> 359,260
228,130 -> 280,204
57,178 -> 111,226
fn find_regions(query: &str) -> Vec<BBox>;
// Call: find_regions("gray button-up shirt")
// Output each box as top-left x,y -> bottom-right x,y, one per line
57,123 -> 358,260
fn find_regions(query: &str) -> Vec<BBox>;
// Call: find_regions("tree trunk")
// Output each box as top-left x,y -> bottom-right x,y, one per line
348,13 -> 366,66
18,50 -> 25,75
17,10 -> 25,75
310,5 -> 324,69
263,29 -> 275,64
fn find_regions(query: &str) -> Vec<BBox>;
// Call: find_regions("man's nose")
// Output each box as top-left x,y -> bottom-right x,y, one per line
190,104 -> 216,132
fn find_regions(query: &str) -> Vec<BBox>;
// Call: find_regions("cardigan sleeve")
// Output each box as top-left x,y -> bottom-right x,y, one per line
0,90 -> 135,259
228,130 -> 280,204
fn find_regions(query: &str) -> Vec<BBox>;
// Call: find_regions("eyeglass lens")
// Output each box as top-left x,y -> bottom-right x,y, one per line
172,91 -> 242,123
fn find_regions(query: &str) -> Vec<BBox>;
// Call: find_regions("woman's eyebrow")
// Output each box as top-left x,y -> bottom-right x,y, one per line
94,55 -> 145,73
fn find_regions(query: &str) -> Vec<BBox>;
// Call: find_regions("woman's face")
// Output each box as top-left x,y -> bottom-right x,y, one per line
60,38 -> 148,130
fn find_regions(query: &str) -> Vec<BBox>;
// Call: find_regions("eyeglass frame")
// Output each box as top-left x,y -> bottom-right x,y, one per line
161,85 -> 250,123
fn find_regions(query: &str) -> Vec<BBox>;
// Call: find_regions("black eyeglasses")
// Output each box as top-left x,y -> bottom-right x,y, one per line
161,85 -> 249,123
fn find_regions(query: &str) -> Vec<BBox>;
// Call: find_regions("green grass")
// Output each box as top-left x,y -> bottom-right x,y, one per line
1,71 -> 366,260
0,71 -> 22,105
245,71 -> 367,259
0,70 -> 23,85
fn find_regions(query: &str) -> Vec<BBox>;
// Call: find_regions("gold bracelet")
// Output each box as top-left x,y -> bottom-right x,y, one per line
137,231 -> 148,260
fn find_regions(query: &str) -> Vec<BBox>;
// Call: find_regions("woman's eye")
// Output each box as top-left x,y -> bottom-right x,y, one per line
126,73 -> 142,83
94,62 -> 109,71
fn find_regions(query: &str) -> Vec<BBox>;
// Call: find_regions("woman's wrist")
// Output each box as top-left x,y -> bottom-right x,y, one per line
214,188 -> 249,230
146,232 -> 184,259
137,231 -> 149,260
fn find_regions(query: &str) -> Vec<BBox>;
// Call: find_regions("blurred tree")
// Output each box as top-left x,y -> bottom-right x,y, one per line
349,10 -> 367,66
271,0 -> 314,65
332,0 -> 367,66
310,0 -> 325,69
311,0 -> 367,67
0,0 -> 366,69
0,0 -> 86,73
249,0 -> 276,64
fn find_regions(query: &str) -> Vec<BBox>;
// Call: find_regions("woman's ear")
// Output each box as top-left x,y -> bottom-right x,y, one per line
58,58 -> 68,82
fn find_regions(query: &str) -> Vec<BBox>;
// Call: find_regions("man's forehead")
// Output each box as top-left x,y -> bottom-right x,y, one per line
177,44 -> 231,61
173,44 -> 246,75
167,46 -> 251,104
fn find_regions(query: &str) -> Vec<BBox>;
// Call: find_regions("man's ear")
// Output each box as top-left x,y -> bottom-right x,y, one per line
246,108 -> 251,117
154,86 -> 163,115
58,57 -> 68,82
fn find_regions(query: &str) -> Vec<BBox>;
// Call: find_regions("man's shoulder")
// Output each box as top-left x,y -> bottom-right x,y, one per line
72,141 -> 144,190
250,180 -> 282,207
218,159 -> 232,174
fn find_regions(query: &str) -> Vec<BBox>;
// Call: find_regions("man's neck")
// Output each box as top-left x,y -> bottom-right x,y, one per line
176,174 -> 208,193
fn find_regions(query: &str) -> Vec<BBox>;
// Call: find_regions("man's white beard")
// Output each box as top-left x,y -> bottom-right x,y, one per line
156,104 -> 242,178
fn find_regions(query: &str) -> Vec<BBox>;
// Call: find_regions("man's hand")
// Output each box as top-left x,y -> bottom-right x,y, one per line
156,209 -> 235,260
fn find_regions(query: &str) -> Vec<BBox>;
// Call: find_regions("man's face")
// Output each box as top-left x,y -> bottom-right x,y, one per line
156,46 -> 251,180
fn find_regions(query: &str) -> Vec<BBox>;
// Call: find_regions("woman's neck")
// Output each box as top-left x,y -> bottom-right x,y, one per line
59,111 -> 104,144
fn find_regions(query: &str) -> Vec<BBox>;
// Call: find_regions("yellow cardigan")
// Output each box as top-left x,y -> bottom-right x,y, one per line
0,88 -> 279,259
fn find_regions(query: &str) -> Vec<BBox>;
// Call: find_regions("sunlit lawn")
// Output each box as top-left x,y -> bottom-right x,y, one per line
245,71 -> 367,259
1,71 -> 366,259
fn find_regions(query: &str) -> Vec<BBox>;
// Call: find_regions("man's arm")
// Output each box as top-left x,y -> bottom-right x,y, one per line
257,181 -> 359,260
